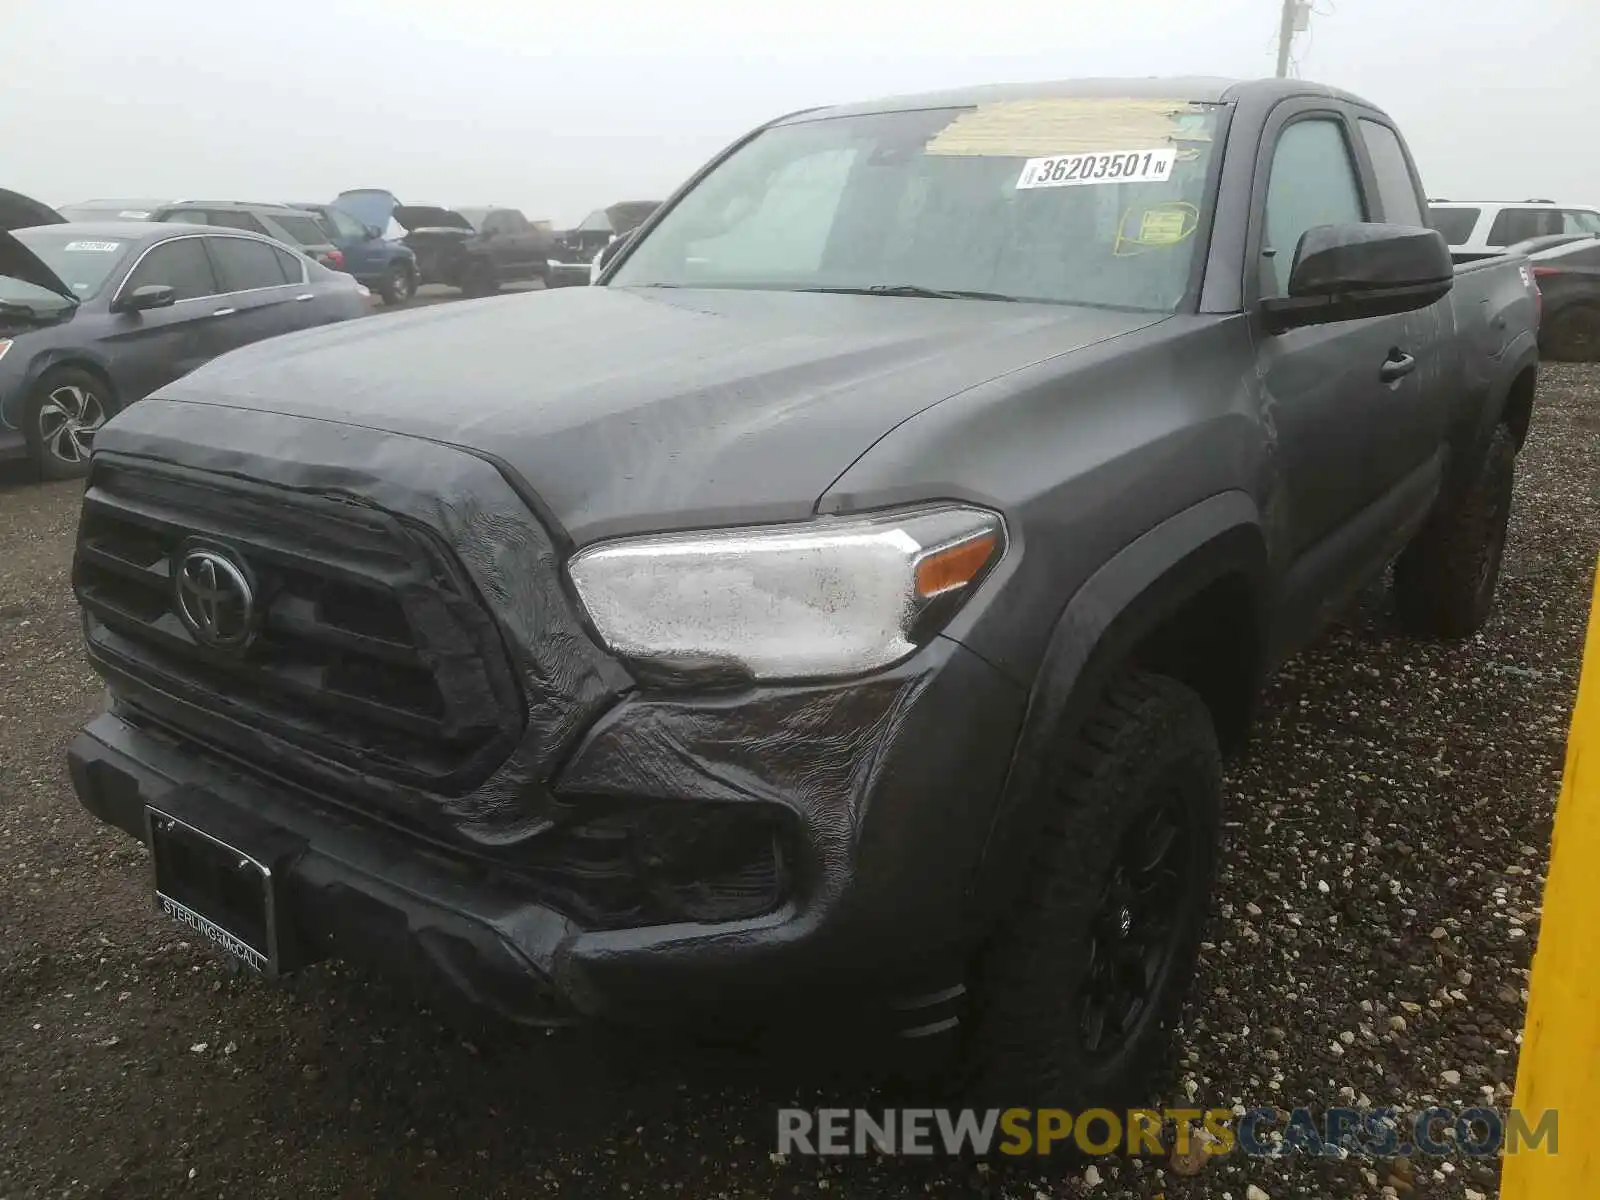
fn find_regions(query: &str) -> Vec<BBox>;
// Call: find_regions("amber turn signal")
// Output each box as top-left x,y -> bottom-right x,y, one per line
915,533 -> 999,599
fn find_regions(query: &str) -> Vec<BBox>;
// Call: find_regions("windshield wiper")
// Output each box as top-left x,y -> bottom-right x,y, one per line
0,299 -> 41,318
798,284 -> 1020,302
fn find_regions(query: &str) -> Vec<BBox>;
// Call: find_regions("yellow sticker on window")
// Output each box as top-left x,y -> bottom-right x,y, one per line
1114,202 -> 1200,256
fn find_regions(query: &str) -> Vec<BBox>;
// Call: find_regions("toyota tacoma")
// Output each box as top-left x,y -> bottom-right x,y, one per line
68,77 -> 1539,1104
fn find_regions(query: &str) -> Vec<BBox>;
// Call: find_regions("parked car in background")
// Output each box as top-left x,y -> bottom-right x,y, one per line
66,78 -> 1537,1107
551,201 -> 661,287
333,189 -> 550,295
0,221 -> 368,478
1429,199 -> 1600,263
290,202 -> 418,305
56,198 -> 182,222
1524,236 -> 1600,360
145,202 -> 347,274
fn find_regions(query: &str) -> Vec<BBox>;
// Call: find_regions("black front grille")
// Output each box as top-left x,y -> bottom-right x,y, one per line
74,459 -> 523,794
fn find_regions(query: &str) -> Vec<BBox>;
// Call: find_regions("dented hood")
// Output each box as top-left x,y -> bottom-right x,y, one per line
150,286 -> 1161,542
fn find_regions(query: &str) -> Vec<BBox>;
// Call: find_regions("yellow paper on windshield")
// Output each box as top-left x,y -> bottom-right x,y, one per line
1114,202 -> 1200,256
925,97 -> 1208,158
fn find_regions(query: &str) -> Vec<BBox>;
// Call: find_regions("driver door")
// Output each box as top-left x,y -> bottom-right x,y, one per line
1251,104 -> 1445,635
103,235 -> 226,401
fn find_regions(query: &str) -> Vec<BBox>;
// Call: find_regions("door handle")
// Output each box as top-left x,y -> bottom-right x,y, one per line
211,307 -> 237,317
1380,350 -> 1417,383
295,294 -> 313,302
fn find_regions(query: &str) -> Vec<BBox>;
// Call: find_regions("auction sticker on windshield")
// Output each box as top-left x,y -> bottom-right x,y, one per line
1017,148 -> 1176,190
63,241 -> 122,252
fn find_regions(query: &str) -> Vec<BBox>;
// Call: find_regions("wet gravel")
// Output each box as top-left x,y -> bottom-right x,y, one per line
2,365 -> 1597,1199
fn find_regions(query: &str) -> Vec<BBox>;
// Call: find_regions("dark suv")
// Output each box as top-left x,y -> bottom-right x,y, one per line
147,202 -> 346,274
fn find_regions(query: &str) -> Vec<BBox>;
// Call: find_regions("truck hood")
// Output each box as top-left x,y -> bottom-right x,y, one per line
393,205 -> 474,232
149,286 -> 1163,542
332,189 -> 400,231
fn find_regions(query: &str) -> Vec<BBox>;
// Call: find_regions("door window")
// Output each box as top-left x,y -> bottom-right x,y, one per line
207,237 -> 291,291
121,238 -> 219,301
1358,120 -> 1424,226
204,210 -> 274,236
1262,117 -> 1366,296
267,213 -> 332,248
1427,206 -> 1480,244
273,246 -> 307,283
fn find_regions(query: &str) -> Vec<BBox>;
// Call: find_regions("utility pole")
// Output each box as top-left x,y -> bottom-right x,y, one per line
1275,0 -> 1298,78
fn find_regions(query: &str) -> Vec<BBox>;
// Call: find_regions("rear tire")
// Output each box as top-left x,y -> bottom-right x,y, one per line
960,672 -> 1221,1109
1542,302 -> 1600,362
1393,423 -> 1516,638
25,367 -> 114,481
379,261 -> 416,306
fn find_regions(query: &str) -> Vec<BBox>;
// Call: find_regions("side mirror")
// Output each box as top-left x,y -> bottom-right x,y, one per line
365,225 -> 383,241
1263,223 -> 1453,332
119,284 -> 176,313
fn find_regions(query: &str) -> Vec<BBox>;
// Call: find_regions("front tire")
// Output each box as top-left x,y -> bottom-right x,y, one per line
1393,423 -> 1516,638
961,672 -> 1221,1108
25,367 -> 114,481
379,261 -> 416,306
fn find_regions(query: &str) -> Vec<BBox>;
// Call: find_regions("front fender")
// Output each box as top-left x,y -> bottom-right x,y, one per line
966,490 -> 1267,936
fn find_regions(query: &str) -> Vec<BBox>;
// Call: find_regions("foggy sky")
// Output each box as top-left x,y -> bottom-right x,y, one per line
6,0 -> 1594,227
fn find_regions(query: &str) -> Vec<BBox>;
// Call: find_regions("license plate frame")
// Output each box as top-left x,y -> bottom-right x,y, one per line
146,804 -> 294,977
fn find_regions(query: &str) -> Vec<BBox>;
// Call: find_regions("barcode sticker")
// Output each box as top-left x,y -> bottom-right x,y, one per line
1016,148 -> 1177,190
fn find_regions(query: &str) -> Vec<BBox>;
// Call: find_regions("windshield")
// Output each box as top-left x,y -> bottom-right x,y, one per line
612,100 -> 1223,310
4,229 -> 133,309
457,207 -> 491,230
322,206 -> 369,240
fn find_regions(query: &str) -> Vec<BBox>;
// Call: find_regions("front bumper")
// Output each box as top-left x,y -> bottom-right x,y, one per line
70,635 -> 1025,1038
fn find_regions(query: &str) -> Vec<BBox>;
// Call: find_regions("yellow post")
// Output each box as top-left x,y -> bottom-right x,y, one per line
1502,565 -> 1600,1196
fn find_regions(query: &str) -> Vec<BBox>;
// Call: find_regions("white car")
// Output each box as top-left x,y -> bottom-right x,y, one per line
1428,199 -> 1600,261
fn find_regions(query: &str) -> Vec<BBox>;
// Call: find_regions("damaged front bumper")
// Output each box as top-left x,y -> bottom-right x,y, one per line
70,630 -> 1025,1039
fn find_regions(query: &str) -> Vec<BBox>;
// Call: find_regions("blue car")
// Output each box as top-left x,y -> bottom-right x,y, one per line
291,201 -> 418,305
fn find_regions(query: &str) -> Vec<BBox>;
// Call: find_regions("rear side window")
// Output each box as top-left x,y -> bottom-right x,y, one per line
1262,117 -> 1366,296
204,210 -> 274,236
1358,120 -> 1424,226
1427,206 -> 1480,244
208,237 -> 290,291
268,213 -> 332,247
122,238 -> 218,301
1488,208 -> 1566,246
1561,210 -> 1600,235
273,246 -> 307,282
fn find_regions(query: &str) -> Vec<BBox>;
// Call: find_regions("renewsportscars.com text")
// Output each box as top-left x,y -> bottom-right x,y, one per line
775,1106 -> 1557,1159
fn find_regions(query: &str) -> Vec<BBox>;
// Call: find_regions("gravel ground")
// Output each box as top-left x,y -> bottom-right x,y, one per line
1,365 -> 1596,1199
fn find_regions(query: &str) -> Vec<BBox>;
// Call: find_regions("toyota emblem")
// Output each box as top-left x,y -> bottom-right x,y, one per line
174,547 -> 256,650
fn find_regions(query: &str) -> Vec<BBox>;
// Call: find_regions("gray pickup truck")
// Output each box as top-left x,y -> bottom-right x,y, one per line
68,76 -> 1538,1106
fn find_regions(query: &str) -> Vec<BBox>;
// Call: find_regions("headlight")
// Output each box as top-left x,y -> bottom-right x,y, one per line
0,339 -> 12,364
567,504 -> 1006,683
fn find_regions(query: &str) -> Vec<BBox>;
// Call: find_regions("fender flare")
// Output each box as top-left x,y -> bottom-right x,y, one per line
1476,336 -> 1539,451
966,490 -> 1268,932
